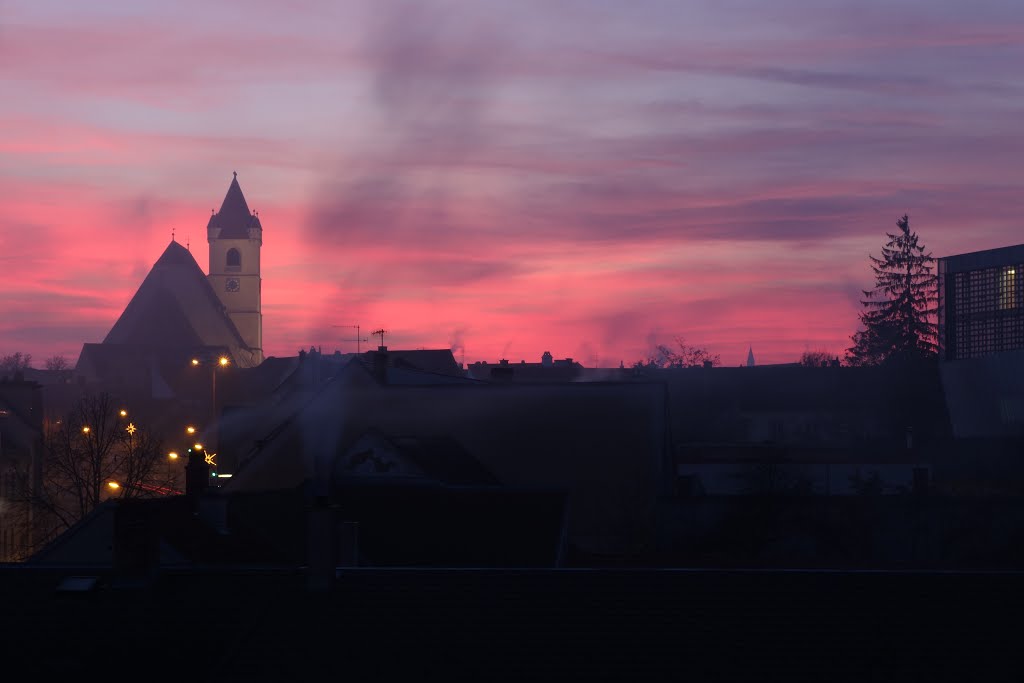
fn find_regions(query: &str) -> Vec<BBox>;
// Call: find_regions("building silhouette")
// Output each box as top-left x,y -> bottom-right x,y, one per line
938,243 -> 1024,361
937,243 -> 1024,438
77,175 -> 264,386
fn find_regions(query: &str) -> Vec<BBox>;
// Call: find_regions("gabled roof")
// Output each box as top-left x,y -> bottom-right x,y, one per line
100,241 -> 256,365
207,174 -> 262,239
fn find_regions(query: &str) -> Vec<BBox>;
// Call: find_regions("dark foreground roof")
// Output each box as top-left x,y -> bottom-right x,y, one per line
0,565 -> 1019,681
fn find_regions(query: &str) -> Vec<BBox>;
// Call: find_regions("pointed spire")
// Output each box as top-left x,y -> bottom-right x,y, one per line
208,172 -> 261,238
746,346 -> 755,367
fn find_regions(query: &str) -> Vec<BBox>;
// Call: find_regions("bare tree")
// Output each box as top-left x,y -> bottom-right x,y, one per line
12,392 -> 177,554
0,352 -> 32,376
637,336 -> 720,368
44,355 -> 72,383
799,349 -> 837,367
44,355 -> 69,372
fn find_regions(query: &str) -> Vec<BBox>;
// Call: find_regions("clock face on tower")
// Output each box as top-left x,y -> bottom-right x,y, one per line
225,278 -> 240,292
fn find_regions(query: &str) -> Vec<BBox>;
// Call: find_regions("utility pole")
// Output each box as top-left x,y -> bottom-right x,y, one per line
371,328 -> 388,349
333,325 -> 368,354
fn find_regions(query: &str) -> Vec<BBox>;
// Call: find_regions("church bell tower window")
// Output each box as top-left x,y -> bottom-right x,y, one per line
226,248 -> 241,272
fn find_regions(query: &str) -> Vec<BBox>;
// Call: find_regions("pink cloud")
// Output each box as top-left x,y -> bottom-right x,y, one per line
4,1 -> 1024,369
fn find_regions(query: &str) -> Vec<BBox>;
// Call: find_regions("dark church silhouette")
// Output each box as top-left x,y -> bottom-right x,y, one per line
76,175 -> 264,396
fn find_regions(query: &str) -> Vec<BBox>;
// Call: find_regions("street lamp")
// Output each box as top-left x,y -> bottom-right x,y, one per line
190,355 -> 230,436
166,451 -> 179,485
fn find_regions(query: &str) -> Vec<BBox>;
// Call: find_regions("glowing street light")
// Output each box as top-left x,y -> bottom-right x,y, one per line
168,451 -> 179,460
107,481 -> 120,490
186,426 -> 196,435
119,409 -> 128,417
194,443 -> 203,451
82,426 -> 90,434
190,355 -> 231,453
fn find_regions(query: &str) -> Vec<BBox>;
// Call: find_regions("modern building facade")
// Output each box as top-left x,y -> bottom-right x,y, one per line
937,243 -> 1024,438
938,243 -> 1024,361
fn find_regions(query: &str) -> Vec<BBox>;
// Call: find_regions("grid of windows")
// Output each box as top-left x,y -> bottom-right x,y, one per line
945,263 -> 1024,359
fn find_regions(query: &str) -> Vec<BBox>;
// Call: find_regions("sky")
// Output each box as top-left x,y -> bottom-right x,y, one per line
2,0 -> 1023,368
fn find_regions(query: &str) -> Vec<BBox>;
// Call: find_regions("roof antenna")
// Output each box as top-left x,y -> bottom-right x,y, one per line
233,170 -> 237,179
333,324 -> 368,354
171,227 -> 176,242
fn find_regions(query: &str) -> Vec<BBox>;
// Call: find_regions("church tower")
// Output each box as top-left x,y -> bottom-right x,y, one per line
207,173 -> 263,363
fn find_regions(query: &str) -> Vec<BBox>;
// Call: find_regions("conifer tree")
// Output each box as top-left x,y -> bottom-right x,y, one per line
847,214 -> 937,366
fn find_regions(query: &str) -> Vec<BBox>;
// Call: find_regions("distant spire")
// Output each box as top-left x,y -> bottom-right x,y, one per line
171,227 -> 175,242
746,346 -> 755,367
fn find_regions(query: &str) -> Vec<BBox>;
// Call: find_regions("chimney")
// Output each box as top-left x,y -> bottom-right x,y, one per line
307,496 -> 335,591
306,497 -> 360,592
372,347 -> 388,383
113,500 -> 159,585
185,447 -> 211,502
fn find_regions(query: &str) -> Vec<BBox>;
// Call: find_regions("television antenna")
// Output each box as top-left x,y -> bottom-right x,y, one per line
332,324 -> 368,354
371,328 -> 388,348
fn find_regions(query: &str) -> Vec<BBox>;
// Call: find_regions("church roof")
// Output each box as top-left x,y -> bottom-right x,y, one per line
207,174 -> 262,239
100,241 -> 257,366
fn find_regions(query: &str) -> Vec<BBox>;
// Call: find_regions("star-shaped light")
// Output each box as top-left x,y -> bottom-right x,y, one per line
204,452 -> 217,466
126,423 -> 137,435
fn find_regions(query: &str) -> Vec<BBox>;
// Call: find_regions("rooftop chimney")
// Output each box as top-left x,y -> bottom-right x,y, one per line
372,347 -> 388,383
185,448 -> 211,502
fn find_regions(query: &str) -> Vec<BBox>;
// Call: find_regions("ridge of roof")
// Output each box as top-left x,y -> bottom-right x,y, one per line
154,240 -> 196,267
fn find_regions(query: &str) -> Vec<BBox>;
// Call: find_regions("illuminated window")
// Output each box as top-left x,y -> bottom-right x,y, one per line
999,266 -> 1018,310
226,248 -> 241,271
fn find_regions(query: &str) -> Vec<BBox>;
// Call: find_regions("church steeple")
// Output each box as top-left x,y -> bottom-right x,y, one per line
746,346 -> 755,367
207,172 -> 263,364
208,172 -> 262,240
